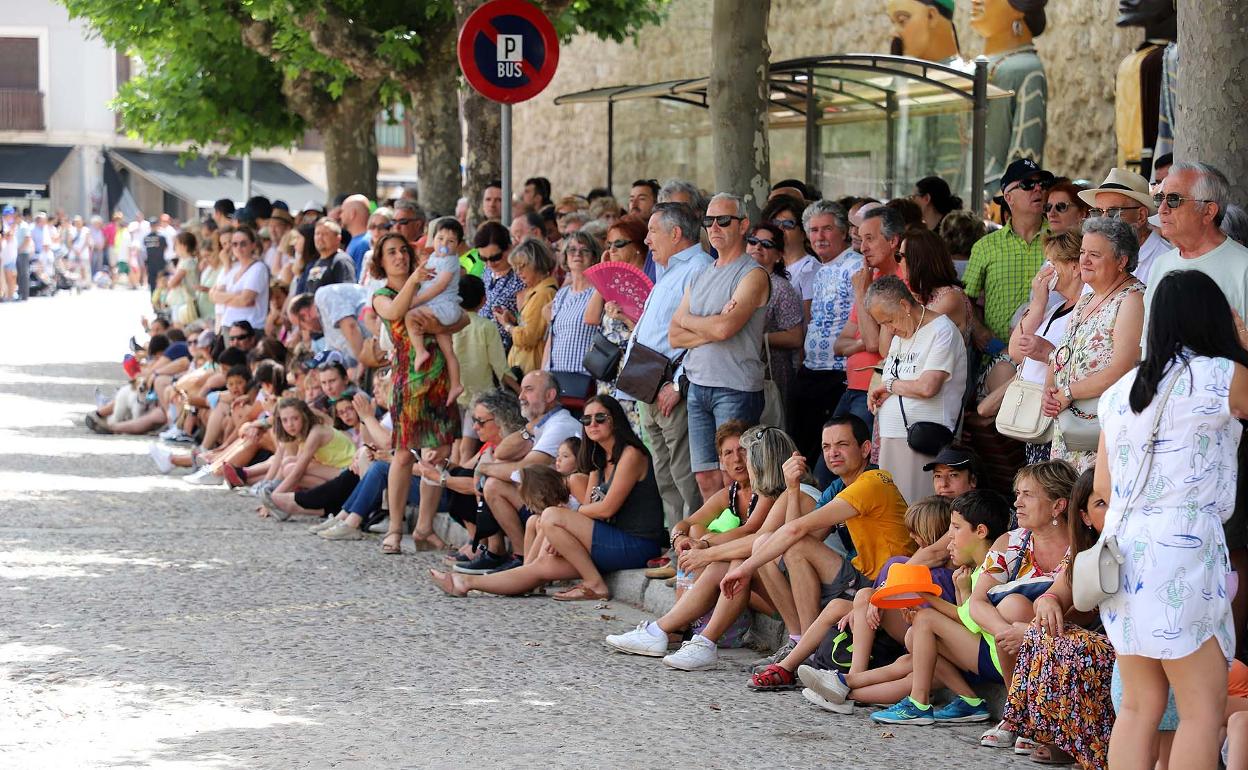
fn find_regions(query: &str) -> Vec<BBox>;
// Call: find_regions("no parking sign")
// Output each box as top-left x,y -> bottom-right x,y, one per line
457,0 -> 561,104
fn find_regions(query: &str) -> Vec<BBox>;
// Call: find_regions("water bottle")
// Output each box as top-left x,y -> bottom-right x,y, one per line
675,569 -> 695,592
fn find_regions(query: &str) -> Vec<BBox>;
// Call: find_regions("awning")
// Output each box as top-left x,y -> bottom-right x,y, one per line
0,144 -> 72,196
107,149 -> 326,210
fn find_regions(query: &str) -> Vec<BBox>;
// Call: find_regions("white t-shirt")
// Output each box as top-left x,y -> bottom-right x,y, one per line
787,254 -> 821,303
1133,229 -> 1171,285
531,408 -> 584,459
877,314 -> 966,439
220,260 -> 269,330
1143,237 -> 1248,350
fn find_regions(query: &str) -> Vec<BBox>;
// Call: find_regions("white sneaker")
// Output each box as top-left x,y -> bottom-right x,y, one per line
319,521 -> 364,540
183,467 -> 222,486
308,518 -> 341,534
802,687 -> 855,715
605,622 -> 669,657
662,635 -> 718,671
798,664 -> 850,704
148,443 -> 173,474
157,425 -> 181,441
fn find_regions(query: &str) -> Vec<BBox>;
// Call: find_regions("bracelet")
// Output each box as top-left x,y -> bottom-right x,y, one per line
885,378 -> 895,394
1038,592 -> 1061,606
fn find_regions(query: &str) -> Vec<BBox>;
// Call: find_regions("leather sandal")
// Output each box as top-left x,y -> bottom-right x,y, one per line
551,583 -> 609,602
748,664 -> 798,691
381,531 -> 403,555
1030,744 -> 1075,765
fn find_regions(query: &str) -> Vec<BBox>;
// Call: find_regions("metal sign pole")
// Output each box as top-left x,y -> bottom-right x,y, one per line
501,103 -> 512,223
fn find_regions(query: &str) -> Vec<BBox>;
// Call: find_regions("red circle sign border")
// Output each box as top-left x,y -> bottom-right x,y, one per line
457,0 -> 560,104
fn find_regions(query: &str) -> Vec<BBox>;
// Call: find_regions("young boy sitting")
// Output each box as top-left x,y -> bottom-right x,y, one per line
798,490 -> 1011,724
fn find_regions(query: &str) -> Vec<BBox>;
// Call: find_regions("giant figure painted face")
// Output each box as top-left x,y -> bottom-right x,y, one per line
885,0 -> 959,61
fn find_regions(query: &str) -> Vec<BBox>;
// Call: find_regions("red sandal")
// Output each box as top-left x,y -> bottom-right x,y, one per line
748,663 -> 798,691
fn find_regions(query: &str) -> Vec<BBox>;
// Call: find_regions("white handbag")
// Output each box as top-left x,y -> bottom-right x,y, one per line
995,372 -> 1053,443
1071,367 -> 1177,612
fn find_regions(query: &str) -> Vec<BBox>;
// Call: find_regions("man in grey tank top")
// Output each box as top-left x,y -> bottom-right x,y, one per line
669,193 -> 771,502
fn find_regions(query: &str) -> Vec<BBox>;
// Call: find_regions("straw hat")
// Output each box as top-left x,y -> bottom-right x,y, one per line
870,563 -> 944,609
1078,168 -> 1157,214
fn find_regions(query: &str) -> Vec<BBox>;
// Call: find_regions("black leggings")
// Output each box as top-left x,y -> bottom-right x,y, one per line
293,470 -> 360,515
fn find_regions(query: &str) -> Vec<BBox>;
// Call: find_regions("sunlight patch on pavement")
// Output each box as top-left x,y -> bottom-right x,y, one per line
0,666 -> 315,769
0,470 -> 213,497
0,547 -> 179,580
0,431 -> 150,457
0,368 -> 118,388
0,393 -> 92,429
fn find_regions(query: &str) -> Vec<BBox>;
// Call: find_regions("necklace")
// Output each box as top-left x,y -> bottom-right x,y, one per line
893,305 -> 928,378
1053,274 -> 1131,374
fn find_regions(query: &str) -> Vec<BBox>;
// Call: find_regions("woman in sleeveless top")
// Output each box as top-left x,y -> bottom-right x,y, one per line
258,397 -> 354,506
429,395 -> 666,601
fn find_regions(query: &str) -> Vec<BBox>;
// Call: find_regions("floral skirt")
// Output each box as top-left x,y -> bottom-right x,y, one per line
1001,625 -> 1115,770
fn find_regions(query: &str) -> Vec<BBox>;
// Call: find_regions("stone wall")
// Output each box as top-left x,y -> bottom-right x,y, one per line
511,0 -> 1143,200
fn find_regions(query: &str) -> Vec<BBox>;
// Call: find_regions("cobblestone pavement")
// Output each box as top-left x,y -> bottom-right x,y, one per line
0,291 -> 1019,769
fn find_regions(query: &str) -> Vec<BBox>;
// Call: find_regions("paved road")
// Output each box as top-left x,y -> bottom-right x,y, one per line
0,290 -> 1018,769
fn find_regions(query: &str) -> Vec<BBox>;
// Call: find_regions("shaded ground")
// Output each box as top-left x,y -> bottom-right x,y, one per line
0,290 -> 1016,768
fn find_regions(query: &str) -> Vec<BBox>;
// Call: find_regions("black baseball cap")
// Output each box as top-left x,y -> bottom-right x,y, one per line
923,445 -> 975,472
999,158 -> 1054,194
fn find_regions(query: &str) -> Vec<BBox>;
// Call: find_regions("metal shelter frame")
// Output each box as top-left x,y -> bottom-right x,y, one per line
553,53 -> 1005,215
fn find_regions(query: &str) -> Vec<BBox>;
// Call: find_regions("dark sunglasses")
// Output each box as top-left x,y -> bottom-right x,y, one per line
229,333 -> 252,342
770,218 -> 799,230
471,415 -> 495,426
1088,205 -> 1144,219
746,236 -> 779,250
393,218 -> 420,226
479,249 -> 504,262
579,413 -> 611,426
1153,192 -> 1214,209
1043,201 -> 1071,215
702,215 -> 744,229
1008,177 -> 1051,194
607,239 -> 634,250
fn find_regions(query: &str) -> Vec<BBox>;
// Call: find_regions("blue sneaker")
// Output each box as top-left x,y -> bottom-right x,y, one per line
453,549 -> 508,575
870,697 -> 934,725
933,696 -> 991,723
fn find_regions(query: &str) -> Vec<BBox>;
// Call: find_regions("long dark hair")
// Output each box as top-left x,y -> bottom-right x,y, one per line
902,227 -> 959,302
577,394 -> 650,474
1132,271 -> 1248,412
1065,469 -> 1098,586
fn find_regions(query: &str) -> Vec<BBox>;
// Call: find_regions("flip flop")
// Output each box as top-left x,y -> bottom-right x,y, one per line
551,584 -> 609,602
381,532 -> 403,555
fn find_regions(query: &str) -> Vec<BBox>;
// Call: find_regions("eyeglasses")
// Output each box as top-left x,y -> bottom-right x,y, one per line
746,236 -> 779,250
702,215 -> 745,229
1006,177 -> 1050,194
229,333 -> 252,342
471,415 -> 495,426
1088,206 -> 1144,219
771,218 -> 799,231
579,413 -> 611,426
565,247 -> 594,258
1154,192 -> 1215,210
1043,201 -> 1072,215
230,240 -> 251,247
369,223 -> 392,231
607,239 -> 634,250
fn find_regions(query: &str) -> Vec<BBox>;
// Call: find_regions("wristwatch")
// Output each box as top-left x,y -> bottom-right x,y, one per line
1062,382 -> 1073,403
521,428 -> 534,442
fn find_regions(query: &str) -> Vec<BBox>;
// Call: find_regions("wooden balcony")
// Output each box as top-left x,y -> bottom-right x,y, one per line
0,89 -> 44,131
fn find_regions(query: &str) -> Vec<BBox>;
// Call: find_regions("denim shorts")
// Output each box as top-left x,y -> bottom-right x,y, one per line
590,521 -> 662,573
686,383 -> 764,472
965,638 -> 1004,685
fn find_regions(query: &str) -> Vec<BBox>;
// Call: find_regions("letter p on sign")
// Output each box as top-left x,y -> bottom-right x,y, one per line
498,34 -> 522,62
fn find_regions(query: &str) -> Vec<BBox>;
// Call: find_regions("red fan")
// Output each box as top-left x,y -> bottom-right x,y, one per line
584,262 -> 654,323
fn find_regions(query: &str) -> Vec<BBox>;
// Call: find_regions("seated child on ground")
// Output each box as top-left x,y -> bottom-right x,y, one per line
797,490 -> 1011,724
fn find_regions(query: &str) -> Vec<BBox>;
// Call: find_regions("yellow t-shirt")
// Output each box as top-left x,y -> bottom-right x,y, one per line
835,469 -> 915,580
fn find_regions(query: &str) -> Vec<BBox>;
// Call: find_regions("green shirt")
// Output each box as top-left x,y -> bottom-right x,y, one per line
956,566 -> 1001,674
963,222 -> 1047,339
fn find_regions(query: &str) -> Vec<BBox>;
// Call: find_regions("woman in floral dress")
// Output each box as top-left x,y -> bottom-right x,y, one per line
370,232 -> 458,555
1043,219 -> 1144,472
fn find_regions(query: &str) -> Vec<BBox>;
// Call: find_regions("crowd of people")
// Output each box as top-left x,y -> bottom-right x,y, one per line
74,155 -> 1248,768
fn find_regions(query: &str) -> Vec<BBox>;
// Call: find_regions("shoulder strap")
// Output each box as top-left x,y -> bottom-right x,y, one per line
1116,363 -> 1183,536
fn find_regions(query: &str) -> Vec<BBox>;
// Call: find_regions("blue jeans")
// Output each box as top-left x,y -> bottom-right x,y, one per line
686,383 -> 764,472
590,521 -> 663,572
341,460 -> 420,517
833,389 -> 874,436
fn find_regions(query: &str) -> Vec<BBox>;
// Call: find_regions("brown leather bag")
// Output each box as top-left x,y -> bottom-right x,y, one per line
616,344 -> 683,405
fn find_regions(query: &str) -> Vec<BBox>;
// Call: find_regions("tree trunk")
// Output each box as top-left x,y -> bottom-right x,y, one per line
708,0 -> 771,219
1176,0 -> 1248,203
410,39 -> 463,218
456,0 -> 502,232
321,110 -> 379,200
